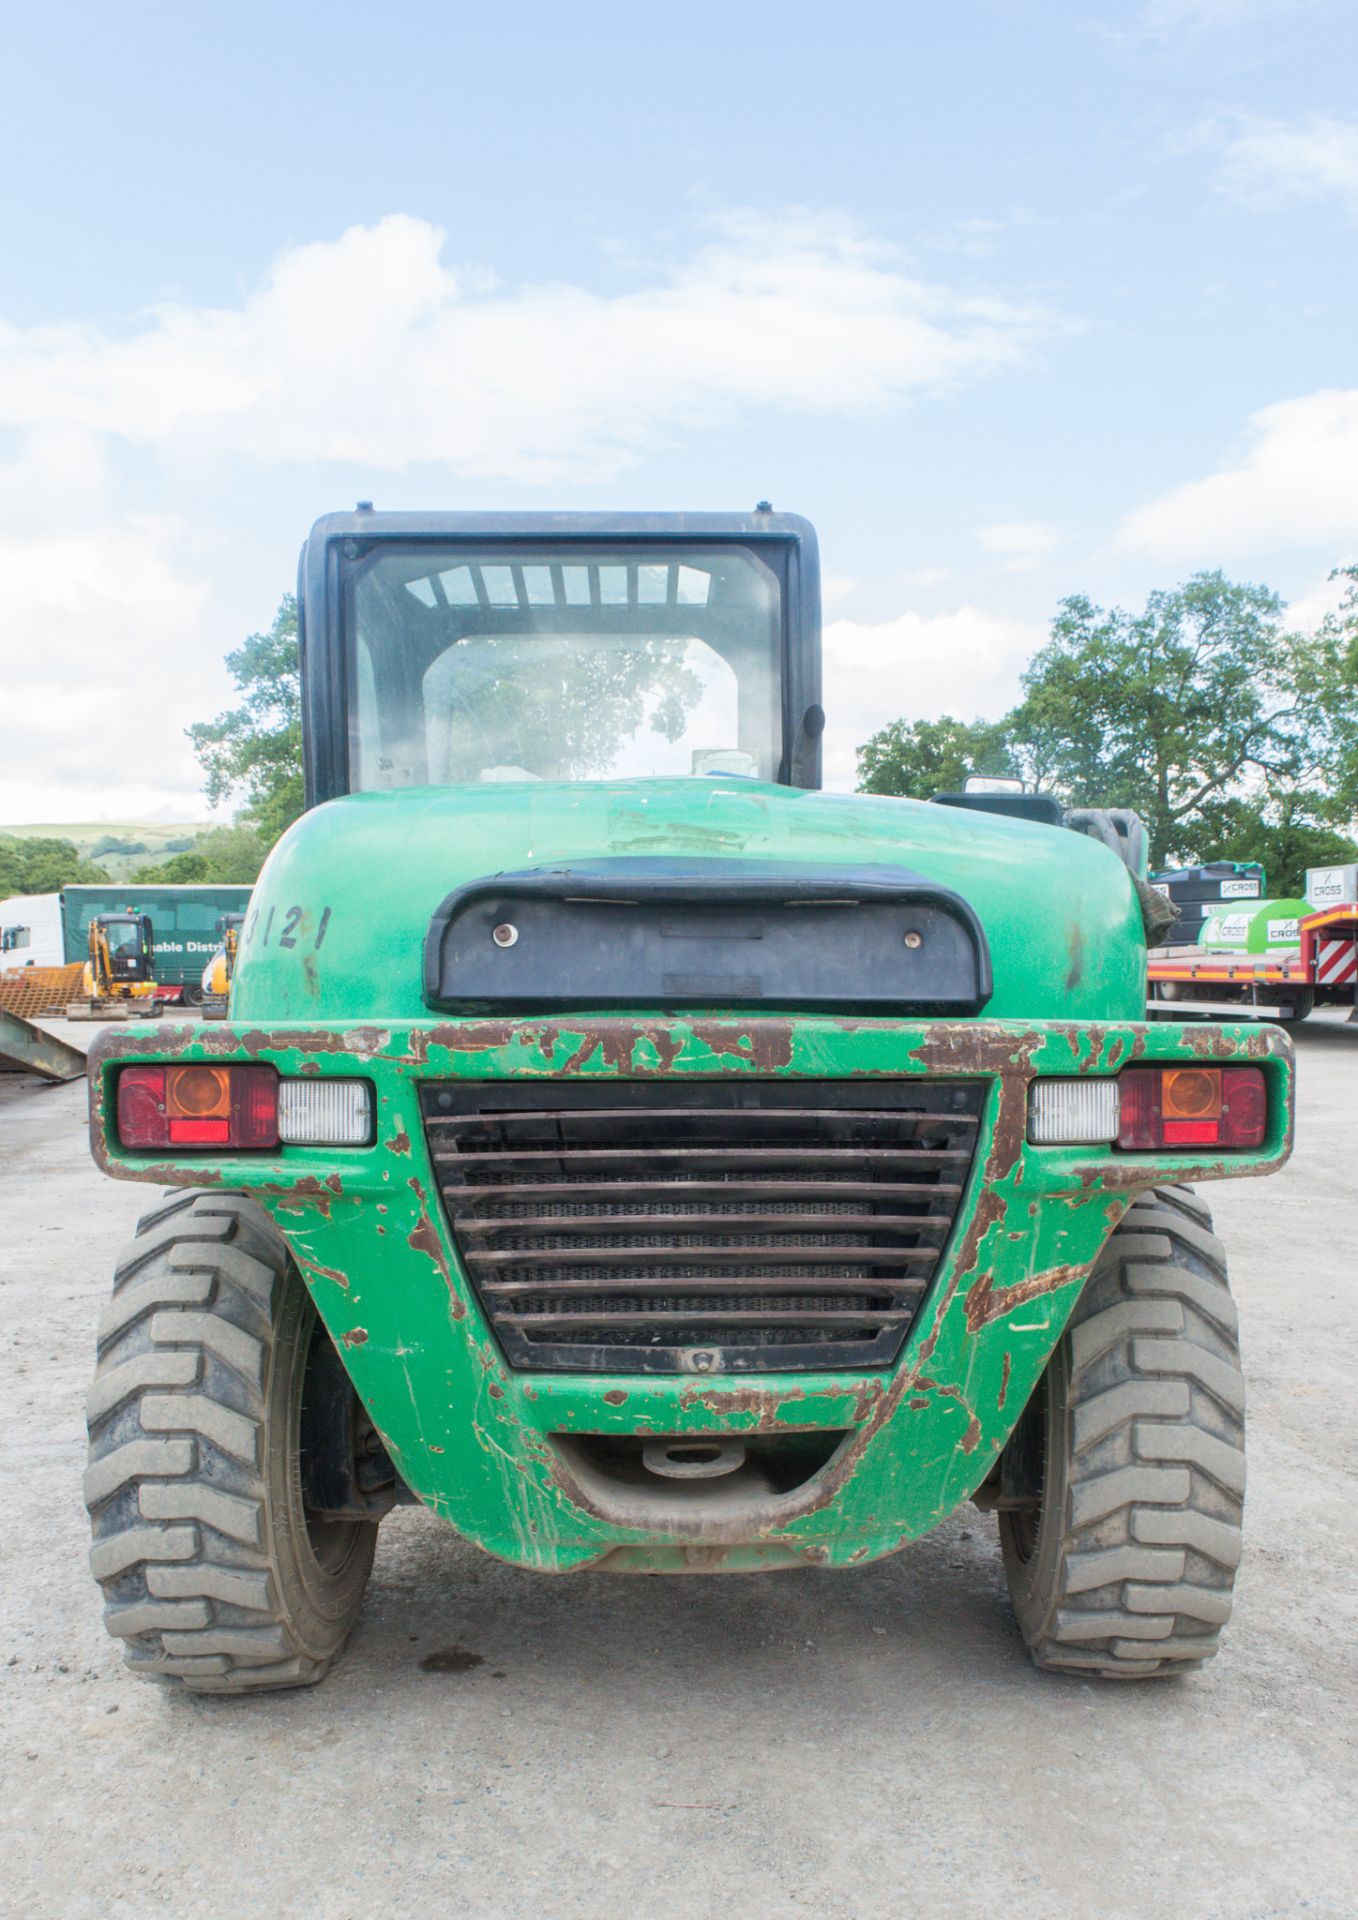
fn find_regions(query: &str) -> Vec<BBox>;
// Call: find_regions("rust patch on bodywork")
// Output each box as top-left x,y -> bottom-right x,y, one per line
669,1379 -> 891,1426
413,1022 -> 517,1063
677,1383 -> 808,1421
1075,1159 -> 1224,1194
299,1256 -> 349,1290
1181,1024 -> 1275,1061
963,1262 -> 1084,1335
690,1021 -> 795,1072
998,1352 -> 1012,1409
264,1173 -> 343,1217
231,1025 -> 391,1060
908,1026 -> 1042,1083
140,1161 -> 224,1186
555,1023 -> 684,1075
407,1175 -> 463,1314
385,1124 -> 412,1157
341,1327 -> 368,1346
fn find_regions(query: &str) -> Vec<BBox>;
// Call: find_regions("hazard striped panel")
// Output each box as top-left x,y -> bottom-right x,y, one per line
1316,938 -> 1358,987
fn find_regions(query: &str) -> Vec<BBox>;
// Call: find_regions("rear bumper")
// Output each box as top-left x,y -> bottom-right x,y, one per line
86,1014 -> 1293,1571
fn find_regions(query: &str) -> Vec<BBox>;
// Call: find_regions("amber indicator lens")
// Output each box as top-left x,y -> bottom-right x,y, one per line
166,1064 -> 230,1119
1161,1068 -> 1221,1122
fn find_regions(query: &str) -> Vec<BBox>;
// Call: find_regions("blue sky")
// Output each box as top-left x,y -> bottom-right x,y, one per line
1,0 -> 1355,816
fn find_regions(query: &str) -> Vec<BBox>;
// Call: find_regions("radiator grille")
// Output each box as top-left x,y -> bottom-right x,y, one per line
419,1080 -> 986,1374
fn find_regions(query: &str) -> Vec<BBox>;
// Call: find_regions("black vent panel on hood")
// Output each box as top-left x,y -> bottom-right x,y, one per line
424,859 -> 992,1016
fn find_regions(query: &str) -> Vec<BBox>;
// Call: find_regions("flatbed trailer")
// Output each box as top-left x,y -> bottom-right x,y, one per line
1149,902 -> 1358,1020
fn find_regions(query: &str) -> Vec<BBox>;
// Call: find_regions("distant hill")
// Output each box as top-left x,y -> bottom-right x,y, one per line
0,821 -> 214,883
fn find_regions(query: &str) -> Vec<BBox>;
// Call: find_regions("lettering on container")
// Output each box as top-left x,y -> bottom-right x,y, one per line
1307,866 -> 1358,908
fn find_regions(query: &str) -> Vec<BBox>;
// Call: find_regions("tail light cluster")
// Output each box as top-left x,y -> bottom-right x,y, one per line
1116,1066 -> 1266,1150
116,1065 -> 373,1150
1028,1065 -> 1267,1150
118,1064 -> 277,1149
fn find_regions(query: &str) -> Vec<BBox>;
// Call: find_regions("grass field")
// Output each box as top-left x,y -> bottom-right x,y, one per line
0,821 -> 212,881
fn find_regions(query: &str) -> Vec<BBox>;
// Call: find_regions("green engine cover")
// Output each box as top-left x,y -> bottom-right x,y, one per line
230,778 -> 1147,1024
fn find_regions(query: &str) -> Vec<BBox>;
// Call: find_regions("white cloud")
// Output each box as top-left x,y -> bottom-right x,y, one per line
0,431 -> 220,820
1213,115 -> 1358,216
0,212 -> 1059,486
1142,0 -> 1325,30
976,519 -> 1060,569
1285,565 -> 1357,635
1118,388 -> 1358,561
0,778 -> 212,827
821,606 -> 1045,790
0,209 -> 1068,819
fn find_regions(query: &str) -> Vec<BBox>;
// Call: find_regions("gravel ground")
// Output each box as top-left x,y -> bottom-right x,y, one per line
2,1019 -> 1355,1920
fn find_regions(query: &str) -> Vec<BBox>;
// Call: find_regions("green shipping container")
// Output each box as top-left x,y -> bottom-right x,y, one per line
1197,898 -> 1308,953
61,884 -> 252,991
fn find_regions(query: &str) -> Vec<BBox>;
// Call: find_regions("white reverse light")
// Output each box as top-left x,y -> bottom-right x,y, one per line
278,1078 -> 374,1146
1027,1078 -> 1119,1145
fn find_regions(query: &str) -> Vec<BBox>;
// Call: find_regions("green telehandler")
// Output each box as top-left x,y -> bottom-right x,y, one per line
82,508 -> 1292,1694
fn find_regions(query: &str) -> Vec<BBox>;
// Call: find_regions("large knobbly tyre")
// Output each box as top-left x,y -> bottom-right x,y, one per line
1000,1186 -> 1245,1678
85,1191 -> 377,1694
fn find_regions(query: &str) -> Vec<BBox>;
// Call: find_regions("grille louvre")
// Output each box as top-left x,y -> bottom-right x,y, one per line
419,1081 -> 986,1375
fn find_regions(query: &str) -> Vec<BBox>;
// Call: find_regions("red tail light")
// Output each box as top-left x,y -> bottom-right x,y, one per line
1221,1065 -> 1267,1145
116,1066 -> 168,1148
1117,1066 -> 1266,1152
116,1064 -> 279,1151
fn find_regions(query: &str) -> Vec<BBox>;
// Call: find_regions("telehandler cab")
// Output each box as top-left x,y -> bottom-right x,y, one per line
83,509 -> 1293,1694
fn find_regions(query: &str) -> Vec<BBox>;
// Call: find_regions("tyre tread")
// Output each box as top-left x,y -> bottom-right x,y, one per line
1001,1185 -> 1246,1679
85,1189 -> 370,1695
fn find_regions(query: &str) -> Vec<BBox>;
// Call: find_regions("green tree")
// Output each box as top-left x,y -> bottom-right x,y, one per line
1181,797 -> 1358,897
1006,573 -> 1312,866
856,715 -> 1016,798
92,836 -> 147,858
188,597 -> 303,844
135,852 -> 209,883
132,825 -> 269,886
0,834 -> 108,896
1294,566 -> 1358,821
